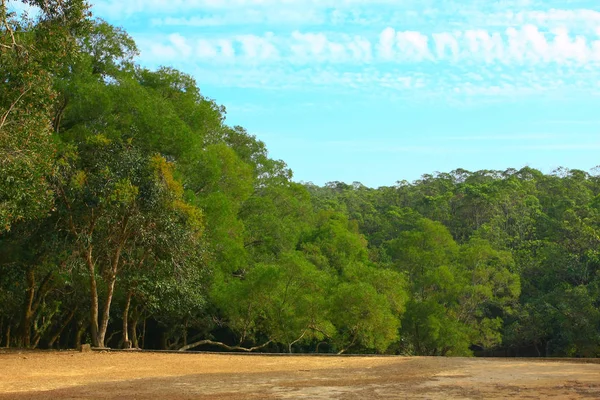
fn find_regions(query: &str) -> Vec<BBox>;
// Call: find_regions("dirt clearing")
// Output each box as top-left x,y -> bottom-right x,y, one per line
1,350 -> 599,399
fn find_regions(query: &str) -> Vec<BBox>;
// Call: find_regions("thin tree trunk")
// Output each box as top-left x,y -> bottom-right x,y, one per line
5,325 -> 10,348
32,302 -> 58,349
48,309 -> 76,348
129,307 -> 139,349
122,290 -> 132,349
534,341 -> 541,357
52,97 -> 68,134
97,274 -> 117,348
288,329 -> 308,354
160,332 -> 167,350
140,317 -> 146,349
415,324 -> 421,355
183,318 -> 188,347
85,247 -> 100,347
97,242 -> 124,348
106,330 -> 120,347
18,269 -> 52,348
315,341 -> 326,353
75,320 -> 87,349
18,268 -> 36,348
337,335 -> 357,355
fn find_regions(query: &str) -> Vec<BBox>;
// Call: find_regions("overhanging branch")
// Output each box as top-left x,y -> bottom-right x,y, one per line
178,338 -> 273,353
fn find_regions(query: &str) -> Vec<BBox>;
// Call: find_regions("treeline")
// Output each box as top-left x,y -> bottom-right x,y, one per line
1,1 -> 599,357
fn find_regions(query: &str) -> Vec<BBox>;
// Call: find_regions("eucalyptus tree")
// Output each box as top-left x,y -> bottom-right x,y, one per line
0,0 -> 88,231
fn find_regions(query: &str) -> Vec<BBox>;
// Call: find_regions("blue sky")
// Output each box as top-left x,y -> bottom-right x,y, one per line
13,0 -> 600,187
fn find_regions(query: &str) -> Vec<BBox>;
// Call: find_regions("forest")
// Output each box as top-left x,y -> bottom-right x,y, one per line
1,0 -> 599,358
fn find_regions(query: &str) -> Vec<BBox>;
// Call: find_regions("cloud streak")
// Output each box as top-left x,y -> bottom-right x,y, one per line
90,0 -> 600,99
140,25 -> 600,66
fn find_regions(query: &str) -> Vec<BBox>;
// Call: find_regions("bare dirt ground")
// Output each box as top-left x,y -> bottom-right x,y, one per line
1,350 -> 599,399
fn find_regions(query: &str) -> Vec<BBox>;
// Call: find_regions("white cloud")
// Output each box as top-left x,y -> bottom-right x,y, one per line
288,31 -> 375,63
446,133 -> 561,141
291,31 -> 329,58
138,23 -> 600,87
196,40 -> 218,58
111,0 -> 600,99
518,9 -> 600,29
551,28 -> 589,63
93,0 -> 414,15
169,34 -> 192,58
218,40 -> 236,59
463,30 -> 505,62
347,36 -> 373,62
515,143 -> 600,150
378,28 -> 396,60
237,34 -> 279,61
396,31 -> 431,60
91,0 -> 600,36
433,32 -> 460,59
151,8 -> 323,26
148,43 -> 178,60
377,28 -> 432,61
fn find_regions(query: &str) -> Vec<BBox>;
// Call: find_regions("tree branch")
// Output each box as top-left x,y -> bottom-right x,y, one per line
0,86 -> 31,131
288,329 -> 308,353
178,339 -> 273,353
1,0 -> 18,49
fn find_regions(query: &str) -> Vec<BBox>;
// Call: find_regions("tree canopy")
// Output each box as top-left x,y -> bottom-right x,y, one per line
1,1 -> 599,357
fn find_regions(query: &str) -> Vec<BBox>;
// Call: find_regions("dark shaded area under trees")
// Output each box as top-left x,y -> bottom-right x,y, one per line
1,1 -> 599,357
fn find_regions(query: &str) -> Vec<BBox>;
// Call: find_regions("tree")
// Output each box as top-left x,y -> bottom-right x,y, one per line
0,0 -> 88,231
55,139 -> 203,347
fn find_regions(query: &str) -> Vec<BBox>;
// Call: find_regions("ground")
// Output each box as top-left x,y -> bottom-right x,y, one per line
1,350 -> 599,399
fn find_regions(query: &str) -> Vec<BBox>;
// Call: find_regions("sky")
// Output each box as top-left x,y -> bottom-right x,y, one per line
12,0 -> 600,187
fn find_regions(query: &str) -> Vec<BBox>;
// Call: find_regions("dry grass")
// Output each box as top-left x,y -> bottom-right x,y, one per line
1,350 -> 599,399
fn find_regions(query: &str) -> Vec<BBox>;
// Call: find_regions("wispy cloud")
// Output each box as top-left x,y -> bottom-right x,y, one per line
90,0 -> 600,99
140,26 -> 600,65
445,134 -> 563,141
536,119 -> 600,125
310,136 -> 600,154
514,143 -> 600,150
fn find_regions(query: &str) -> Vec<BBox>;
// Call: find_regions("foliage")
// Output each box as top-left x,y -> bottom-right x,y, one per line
1,2 -> 599,357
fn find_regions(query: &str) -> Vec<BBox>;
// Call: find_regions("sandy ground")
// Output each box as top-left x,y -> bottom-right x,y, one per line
1,350 -> 599,399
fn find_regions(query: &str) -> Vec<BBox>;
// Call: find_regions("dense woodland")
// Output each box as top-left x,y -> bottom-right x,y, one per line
1,1 -> 599,357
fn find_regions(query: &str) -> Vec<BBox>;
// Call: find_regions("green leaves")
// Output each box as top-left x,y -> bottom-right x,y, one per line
3,0 -> 600,356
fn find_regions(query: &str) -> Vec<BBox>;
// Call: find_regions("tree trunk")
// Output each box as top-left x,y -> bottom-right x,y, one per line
97,274 -> 117,348
18,268 -> 36,347
337,335 -> 357,355
183,318 -> 188,347
75,320 -> 86,349
288,329 -> 308,354
18,269 -> 52,348
534,341 -> 541,357
48,309 -> 76,348
129,308 -> 139,349
160,332 -> 167,350
122,290 -> 132,349
415,324 -> 421,355
32,302 -> 58,349
4,325 -> 10,348
315,341 -> 326,353
52,96 -> 68,134
86,247 -> 100,348
97,242 -> 124,348
106,330 -> 120,347
140,317 -> 146,349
